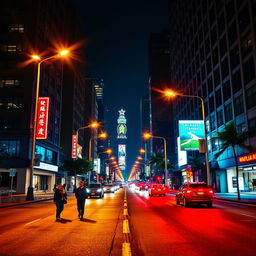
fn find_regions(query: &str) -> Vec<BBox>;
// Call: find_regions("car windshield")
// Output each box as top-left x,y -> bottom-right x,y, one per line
189,184 -> 209,189
89,184 -> 101,188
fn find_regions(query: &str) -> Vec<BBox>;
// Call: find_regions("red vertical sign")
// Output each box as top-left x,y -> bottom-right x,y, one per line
36,97 -> 49,139
72,135 -> 77,158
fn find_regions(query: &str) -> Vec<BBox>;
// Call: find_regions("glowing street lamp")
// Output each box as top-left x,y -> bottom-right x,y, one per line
164,89 -> 210,185
26,49 -> 70,201
143,132 -> 168,186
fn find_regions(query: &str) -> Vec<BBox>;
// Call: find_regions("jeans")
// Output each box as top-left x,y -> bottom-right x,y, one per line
55,200 -> 64,218
77,199 -> 86,217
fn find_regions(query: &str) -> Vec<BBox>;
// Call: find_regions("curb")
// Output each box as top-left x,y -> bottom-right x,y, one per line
0,197 -> 53,208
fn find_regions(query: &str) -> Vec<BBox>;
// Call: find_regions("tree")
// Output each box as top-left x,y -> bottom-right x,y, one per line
188,156 -> 205,182
212,121 -> 255,200
60,158 -> 92,191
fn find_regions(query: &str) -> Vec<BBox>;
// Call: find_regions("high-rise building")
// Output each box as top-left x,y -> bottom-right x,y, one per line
148,30 -> 175,164
168,0 -> 256,192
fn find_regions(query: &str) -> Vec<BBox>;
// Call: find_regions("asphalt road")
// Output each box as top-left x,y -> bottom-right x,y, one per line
0,189 -> 125,256
127,187 -> 256,256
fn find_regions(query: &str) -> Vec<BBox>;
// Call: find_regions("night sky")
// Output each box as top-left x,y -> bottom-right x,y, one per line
73,0 -> 168,178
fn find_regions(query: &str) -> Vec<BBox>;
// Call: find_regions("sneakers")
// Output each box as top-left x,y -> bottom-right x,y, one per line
56,218 -> 61,222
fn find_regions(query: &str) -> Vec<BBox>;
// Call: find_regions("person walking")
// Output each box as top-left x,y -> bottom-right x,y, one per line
53,184 -> 67,221
75,181 -> 87,220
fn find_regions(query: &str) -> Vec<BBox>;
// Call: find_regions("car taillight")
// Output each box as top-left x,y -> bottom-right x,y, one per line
185,190 -> 192,193
208,190 -> 214,194
152,188 -> 155,190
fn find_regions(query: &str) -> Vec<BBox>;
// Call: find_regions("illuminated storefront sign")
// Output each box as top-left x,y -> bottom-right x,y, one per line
71,135 -> 77,159
118,144 -> 126,170
77,144 -> 82,159
36,97 -> 49,139
177,137 -> 187,166
117,109 -> 127,139
94,158 -> 101,174
179,120 -> 204,151
238,153 -> 256,163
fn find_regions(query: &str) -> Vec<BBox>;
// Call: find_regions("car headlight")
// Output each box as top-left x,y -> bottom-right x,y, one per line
97,189 -> 102,192
103,188 -> 106,191
86,189 -> 90,193
111,187 -> 115,191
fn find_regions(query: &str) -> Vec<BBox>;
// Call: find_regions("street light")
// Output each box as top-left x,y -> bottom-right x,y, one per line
26,49 -> 70,201
143,132 -> 168,186
164,89 -> 210,185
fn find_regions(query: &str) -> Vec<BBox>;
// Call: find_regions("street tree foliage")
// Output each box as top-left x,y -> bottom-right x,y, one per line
149,153 -> 174,172
60,158 -> 92,189
212,121 -> 256,200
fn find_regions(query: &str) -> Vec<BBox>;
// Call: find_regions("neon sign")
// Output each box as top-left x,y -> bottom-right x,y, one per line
117,109 -> 127,139
238,153 -> 256,163
71,135 -> 77,158
36,97 -> 49,139
118,144 -> 126,170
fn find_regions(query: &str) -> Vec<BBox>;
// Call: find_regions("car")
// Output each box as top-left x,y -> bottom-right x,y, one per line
176,182 -> 214,207
148,184 -> 167,196
137,183 -> 149,191
103,184 -> 116,193
87,183 -> 104,198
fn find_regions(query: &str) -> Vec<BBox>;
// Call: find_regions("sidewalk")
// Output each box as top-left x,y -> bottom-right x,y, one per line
168,189 -> 256,205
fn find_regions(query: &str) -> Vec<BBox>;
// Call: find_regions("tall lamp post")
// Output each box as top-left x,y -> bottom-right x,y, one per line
26,50 -> 69,201
143,133 -> 168,186
164,90 -> 210,185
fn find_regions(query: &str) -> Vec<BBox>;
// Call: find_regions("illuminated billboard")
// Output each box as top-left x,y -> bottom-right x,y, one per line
179,120 -> 204,151
94,158 -> 101,174
118,144 -> 126,170
177,137 -> 187,166
117,109 -> 127,139
36,97 -> 49,139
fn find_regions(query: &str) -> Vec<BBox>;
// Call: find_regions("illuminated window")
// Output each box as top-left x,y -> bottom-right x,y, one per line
0,140 -> 20,157
0,79 -> 20,88
9,24 -> 24,33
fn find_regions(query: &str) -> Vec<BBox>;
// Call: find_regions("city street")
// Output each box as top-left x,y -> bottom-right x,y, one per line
0,189 -> 125,256
127,187 -> 256,256
1,187 -> 256,256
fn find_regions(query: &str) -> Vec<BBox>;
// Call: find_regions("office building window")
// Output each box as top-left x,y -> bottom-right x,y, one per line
216,89 -> 222,107
219,35 -> 227,57
226,0 -> 235,22
221,57 -> 229,79
209,96 -> 215,113
238,4 -> 250,32
210,113 -> 216,131
228,21 -> 237,47
230,45 -> 240,69
212,47 -> 219,67
0,140 -> 20,157
237,122 -> 246,134
232,69 -> 242,94
241,32 -> 253,58
234,94 -> 244,116
218,13 -> 225,36
224,102 -> 233,122
248,117 -> 256,131
243,57 -> 255,85
246,84 -> 256,109
208,76 -> 213,94
223,80 -> 231,102
35,146 -> 46,162
9,24 -> 24,33
217,109 -> 224,127
214,68 -> 220,87
0,79 -> 20,88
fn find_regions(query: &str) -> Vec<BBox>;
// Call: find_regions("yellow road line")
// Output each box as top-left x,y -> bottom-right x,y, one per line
123,219 -> 130,233
123,209 -> 128,215
124,202 -> 127,207
122,242 -> 132,256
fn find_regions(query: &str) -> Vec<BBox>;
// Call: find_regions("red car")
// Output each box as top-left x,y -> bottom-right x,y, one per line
176,182 -> 214,207
136,183 -> 149,191
148,184 -> 167,196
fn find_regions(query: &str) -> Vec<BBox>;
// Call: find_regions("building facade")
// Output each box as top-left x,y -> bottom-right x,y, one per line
168,0 -> 256,192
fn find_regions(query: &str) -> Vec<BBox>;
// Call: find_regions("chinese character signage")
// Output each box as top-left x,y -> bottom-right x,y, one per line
36,97 -> 49,139
238,153 -> 256,164
179,120 -> 204,151
118,144 -> 126,170
117,109 -> 127,139
72,135 -> 77,158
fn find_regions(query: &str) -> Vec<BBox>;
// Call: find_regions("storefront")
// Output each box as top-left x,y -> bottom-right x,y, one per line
226,153 -> 256,193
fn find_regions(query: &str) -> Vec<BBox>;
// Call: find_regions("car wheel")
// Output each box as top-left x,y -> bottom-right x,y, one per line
207,202 -> 212,208
163,194 -> 166,197
183,197 -> 189,207
176,197 -> 180,205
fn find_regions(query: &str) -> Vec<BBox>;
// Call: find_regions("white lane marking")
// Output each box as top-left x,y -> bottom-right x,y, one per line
25,218 -> 41,225
122,242 -> 132,256
123,209 -> 128,215
123,219 -> 130,233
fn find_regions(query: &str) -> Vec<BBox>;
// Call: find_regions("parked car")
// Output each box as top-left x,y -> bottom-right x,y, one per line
87,183 -> 104,198
103,184 -> 116,193
176,182 -> 214,207
148,184 -> 167,196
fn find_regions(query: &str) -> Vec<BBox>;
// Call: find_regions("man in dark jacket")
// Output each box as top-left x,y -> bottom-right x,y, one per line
75,181 -> 87,220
